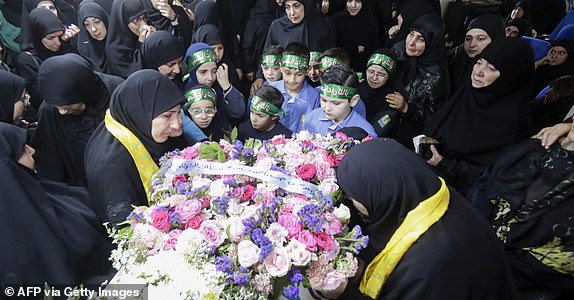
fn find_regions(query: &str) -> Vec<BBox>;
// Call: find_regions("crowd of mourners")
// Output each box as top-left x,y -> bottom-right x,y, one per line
1,0 -> 574,299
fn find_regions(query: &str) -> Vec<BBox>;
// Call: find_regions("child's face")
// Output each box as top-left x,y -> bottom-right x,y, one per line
281,66 -> 306,94
195,62 -> 218,87
307,61 -> 320,83
366,65 -> 389,89
320,94 -> 356,123
250,109 -> 276,131
262,65 -> 282,82
188,100 -> 216,128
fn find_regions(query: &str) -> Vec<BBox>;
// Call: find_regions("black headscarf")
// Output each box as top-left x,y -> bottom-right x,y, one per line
358,48 -> 398,123
330,0 -> 379,72
77,0 -> 109,72
449,14 -> 505,90
336,138 -> 516,299
534,39 -> 574,96
0,71 -> 25,123
468,138 -> 574,293
192,0 -> 219,32
426,38 -> 534,166
505,18 -> 528,37
242,0 -> 280,47
140,30 -> 184,70
20,0 -> 78,51
385,0 -> 435,48
105,0 -> 146,78
0,122 -> 113,285
265,0 -> 334,51
193,24 -> 223,45
28,7 -> 69,61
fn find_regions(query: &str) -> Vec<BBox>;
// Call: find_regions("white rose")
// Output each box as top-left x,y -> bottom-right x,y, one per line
321,271 -> 346,291
227,217 -> 245,243
226,199 -> 243,217
264,247 -> 291,277
333,204 -> 351,224
192,176 -> 212,189
254,157 -> 274,170
209,179 -> 228,197
241,204 -> 259,220
238,240 -> 260,268
319,178 -> 339,195
296,130 -> 313,141
286,239 -> 312,266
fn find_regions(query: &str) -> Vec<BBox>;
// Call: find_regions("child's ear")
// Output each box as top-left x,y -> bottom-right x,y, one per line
349,94 -> 360,108
272,114 -> 280,121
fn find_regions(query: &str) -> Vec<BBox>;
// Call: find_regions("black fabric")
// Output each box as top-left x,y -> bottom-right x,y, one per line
264,0 -> 334,51
140,30 -> 184,70
31,53 -> 121,186
384,0 -> 435,48
425,38 -> 534,193
85,70 -> 186,227
336,138 -> 516,299
241,0 -> 280,73
20,0 -> 78,52
533,39 -> 574,97
142,0 -> 194,49
27,7 -> 70,61
236,119 -> 292,142
330,0 -> 379,73
0,122 -> 113,286
0,70 -> 25,123
449,14 -> 505,92
392,14 -> 449,150
504,0 -> 533,36
77,0 -> 109,72
105,0 -> 146,78
467,138 -> 574,295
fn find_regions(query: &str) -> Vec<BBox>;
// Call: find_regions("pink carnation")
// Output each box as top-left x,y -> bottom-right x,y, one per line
241,185 -> 255,202
326,155 -> 339,168
182,146 -> 199,159
150,209 -> 171,232
164,229 -> 182,250
323,218 -> 343,235
199,196 -> 211,208
296,230 -> 317,252
314,232 -> 335,251
278,213 -> 302,238
185,215 -> 203,229
172,175 -> 187,188
175,199 -> 202,223
271,136 -> 287,145
296,164 -> 317,181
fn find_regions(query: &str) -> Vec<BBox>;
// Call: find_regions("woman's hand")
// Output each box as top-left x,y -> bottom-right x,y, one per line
157,0 -> 176,21
427,145 -> 443,166
386,92 -> 408,113
61,24 -> 80,41
138,25 -> 156,43
321,0 -> 329,14
250,78 -> 264,96
217,63 -> 231,91
536,122 -> 571,149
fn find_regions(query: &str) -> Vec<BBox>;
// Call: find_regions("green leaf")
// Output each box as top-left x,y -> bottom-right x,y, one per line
230,127 -> 238,141
217,150 -> 226,163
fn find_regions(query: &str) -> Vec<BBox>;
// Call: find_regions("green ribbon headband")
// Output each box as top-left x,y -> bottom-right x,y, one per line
261,55 -> 281,67
251,95 -> 282,115
320,56 -> 345,70
367,53 -> 397,76
183,87 -> 217,111
281,54 -> 309,70
186,49 -> 217,72
321,83 -> 357,100
310,51 -> 322,62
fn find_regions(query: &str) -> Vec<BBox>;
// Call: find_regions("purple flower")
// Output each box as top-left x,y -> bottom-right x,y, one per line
259,236 -> 273,261
289,269 -> 304,284
212,196 -> 230,215
232,272 -> 250,286
216,256 -> 233,274
242,217 -> 256,233
297,203 -> 325,233
283,285 -> 299,299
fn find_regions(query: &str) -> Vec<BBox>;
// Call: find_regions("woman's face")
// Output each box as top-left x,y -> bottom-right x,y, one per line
151,105 -> 183,143
471,58 -> 501,88
83,17 -> 107,41
195,62 -> 218,87
510,7 -> 524,19
18,144 -> 36,171
158,57 -> 183,80
464,29 -> 492,58
505,25 -> 520,38
346,0 -> 362,16
405,30 -> 426,57
285,0 -> 305,24
41,31 -> 64,52
36,1 -> 57,16
189,100 -> 216,129
547,46 -> 568,66
128,15 -> 146,36
211,43 -> 225,62
366,64 -> 389,89
55,103 -> 86,116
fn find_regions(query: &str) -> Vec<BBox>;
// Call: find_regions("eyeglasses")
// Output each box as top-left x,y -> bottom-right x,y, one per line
366,69 -> 388,79
188,107 -> 217,117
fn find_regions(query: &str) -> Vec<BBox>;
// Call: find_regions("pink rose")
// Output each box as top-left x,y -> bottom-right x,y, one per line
175,199 -> 202,223
185,215 -> 203,229
172,175 -> 187,188
326,155 -> 339,168
297,164 -> 317,181
237,240 -> 261,268
199,196 -> 211,208
296,230 -> 317,252
164,229 -> 182,250
314,232 -> 335,251
271,136 -> 286,145
256,150 -> 270,161
278,213 -> 302,238
264,247 -> 291,277
183,146 -> 199,159
241,185 -> 255,202
335,131 -> 348,140
323,218 -> 342,235
321,271 -> 346,291
199,220 -> 224,247
150,209 -> 171,233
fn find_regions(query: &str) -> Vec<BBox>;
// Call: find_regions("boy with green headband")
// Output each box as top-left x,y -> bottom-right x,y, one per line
269,42 -> 320,133
237,85 -> 292,142
182,84 -> 230,142
261,45 -> 283,84
302,65 -> 377,138
307,50 -> 322,86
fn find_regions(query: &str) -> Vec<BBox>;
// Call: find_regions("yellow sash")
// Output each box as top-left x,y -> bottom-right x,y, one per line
360,177 -> 450,299
104,110 -> 158,203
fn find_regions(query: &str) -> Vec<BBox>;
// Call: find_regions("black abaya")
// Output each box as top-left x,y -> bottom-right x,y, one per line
77,0 -> 109,72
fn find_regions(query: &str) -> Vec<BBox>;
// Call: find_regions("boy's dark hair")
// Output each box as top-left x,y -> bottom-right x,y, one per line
321,65 -> 359,88
255,85 -> 284,108
319,47 -> 351,66
262,45 -> 284,56
283,42 -> 310,59
550,75 -> 574,98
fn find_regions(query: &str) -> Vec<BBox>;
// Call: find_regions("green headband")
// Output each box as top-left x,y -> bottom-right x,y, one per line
251,95 -> 282,115
183,49 -> 218,82
310,51 -> 322,62
367,53 -> 397,76
183,87 -> 217,111
261,55 -> 281,67
320,56 -> 345,70
321,83 -> 357,100
281,54 -> 309,70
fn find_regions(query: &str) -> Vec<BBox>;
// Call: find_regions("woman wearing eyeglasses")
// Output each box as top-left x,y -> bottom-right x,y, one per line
533,39 -> 574,98
0,70 -> 31,126
182,85 -> 230,142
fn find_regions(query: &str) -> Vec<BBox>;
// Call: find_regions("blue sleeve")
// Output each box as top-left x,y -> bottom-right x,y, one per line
223,87 -> 247,118
182,111 -> 207,144
354,98 -> 367,118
